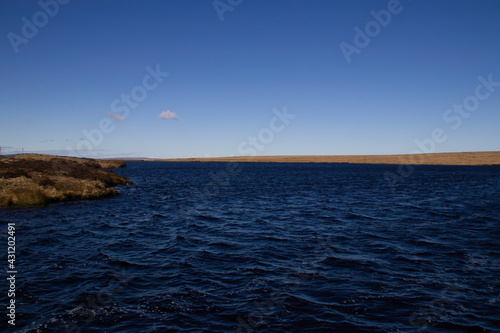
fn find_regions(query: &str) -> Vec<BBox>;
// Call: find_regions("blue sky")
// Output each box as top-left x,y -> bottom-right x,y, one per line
1,0 -> 499,158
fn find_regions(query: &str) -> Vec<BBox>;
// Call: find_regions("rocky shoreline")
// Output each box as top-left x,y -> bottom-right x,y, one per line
0,154 -> 132,208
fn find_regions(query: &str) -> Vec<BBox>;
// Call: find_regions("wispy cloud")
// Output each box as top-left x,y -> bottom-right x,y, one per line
159,110 -> 179,120
108,111 -> 126,122
39,139 -> 55,143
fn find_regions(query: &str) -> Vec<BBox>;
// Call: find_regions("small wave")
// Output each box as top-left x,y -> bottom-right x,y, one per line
107,258 -> 149,269
344,212 -> 376,221
194,214 -> 222,221
320,255 -> 378,269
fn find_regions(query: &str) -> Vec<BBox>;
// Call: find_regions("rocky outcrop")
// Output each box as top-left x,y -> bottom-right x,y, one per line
0,154 -> 132,207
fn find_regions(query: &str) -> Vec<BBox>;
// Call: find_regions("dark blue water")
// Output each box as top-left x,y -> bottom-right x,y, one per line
2,162 -> 500,332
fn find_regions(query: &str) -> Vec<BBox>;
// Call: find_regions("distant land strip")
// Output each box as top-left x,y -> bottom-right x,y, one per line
148,151 -> 500,166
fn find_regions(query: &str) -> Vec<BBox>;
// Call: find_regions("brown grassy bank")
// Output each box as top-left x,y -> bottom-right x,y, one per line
155,151 -> 500,166
0,154 -> 132,208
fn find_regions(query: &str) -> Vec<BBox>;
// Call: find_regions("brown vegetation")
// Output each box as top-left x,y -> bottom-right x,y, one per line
156,151 -> 500,166
0,154 -> 132,208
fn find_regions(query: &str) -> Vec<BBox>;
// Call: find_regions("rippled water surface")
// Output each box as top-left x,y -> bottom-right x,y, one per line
2,162 -> 500,332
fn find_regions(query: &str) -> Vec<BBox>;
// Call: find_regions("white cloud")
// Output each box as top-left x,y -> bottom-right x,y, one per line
108,111 -> 126,122
159,110 -> 179,120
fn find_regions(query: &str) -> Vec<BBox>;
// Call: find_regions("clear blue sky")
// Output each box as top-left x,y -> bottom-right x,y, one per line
1,0 -> 499,158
